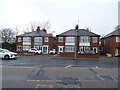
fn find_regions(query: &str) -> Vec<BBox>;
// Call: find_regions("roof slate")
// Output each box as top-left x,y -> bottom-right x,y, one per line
57,29 -> 100,37
103,29 -> 120,38
17,30 -> 52,37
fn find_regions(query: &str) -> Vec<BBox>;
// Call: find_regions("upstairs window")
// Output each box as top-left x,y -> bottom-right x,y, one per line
80,36 -> 89,43
18,37 -> 22,42
59,37 -> 63,42
23,37 -> 31,42
66,37 -> 75,43
92,37 -> 98,43
44,37 -> 49,42
116,36 -> 120,42
34,37 -> 42,42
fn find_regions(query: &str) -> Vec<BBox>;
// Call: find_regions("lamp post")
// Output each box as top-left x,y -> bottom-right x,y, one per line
75,25 -> 78,59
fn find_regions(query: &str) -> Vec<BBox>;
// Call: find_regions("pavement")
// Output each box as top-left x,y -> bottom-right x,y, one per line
1,55 -> 119,88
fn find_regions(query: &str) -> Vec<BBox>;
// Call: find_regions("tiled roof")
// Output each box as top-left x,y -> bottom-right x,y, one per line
103,29 -> 120,38
57,29 -> 100,37
17,30 -> 52,37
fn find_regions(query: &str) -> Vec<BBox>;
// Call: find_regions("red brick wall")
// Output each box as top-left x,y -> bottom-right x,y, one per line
60,52 -> 99,58
31,37 -> 34,48
16,36 -> 23,45
103,36 -> 120,57
56,36 -> 65,53
57,36 -> 100,58
90,37 -> 99,47
49,37 -> 55,50
43,37 -> 55,50
16,36 -> 23,52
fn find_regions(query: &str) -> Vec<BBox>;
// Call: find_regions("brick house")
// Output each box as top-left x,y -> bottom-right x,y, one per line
16,26 -> 55,54
101,29 -> 120,57
56,25 -> 100,58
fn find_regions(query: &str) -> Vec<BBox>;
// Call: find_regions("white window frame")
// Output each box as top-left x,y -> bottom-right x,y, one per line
23,37 -> 31,42
23,45 -> 31,51
116,36 -> 120,42
80,36 -> 89,43
92,37 -> 98,43
34,37 -> 42,42
18,37 -> 22,42
66,37 -> 75,43
44,37 -> 49,42
79,46 -> 90,53
59,37 -> 63,42
65,46 -> 74,52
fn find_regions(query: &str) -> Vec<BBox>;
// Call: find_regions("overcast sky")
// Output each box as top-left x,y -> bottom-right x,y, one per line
0,0 -> 119,36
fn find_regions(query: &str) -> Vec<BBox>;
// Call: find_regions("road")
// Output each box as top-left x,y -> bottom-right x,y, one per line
1,55 -> 119,88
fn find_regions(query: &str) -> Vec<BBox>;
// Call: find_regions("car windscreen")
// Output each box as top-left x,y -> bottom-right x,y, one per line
2,50 -> 10,52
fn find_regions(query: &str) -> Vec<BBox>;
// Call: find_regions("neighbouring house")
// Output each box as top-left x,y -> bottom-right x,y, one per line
56,25 -> 100,58
101,29 -> 120,57
16,26 -> 55,54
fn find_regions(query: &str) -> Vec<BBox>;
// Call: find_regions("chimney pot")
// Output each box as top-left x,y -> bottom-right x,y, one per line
75,25 -> 79,29
43,28 -> 47,33
36,26 -> 40,31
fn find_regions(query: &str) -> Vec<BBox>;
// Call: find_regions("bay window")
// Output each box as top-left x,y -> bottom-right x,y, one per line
66,37 -> 75,43
65,46 -> 75,52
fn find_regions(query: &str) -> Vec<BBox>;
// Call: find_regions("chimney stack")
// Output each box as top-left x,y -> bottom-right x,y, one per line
36,26 -> 40,31
75,25 -> 79,29
43,28 -> 47,33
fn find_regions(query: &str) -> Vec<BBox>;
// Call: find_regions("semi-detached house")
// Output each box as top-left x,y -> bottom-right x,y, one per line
101,29 -> 120,57
56,25 -> 100,58
16,26 -> 55,54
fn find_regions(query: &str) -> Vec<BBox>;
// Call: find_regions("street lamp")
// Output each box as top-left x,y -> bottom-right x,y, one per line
75,25 -> 79,59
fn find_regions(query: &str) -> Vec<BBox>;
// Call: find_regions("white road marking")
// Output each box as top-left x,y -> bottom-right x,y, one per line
64,65 -> 72,68
35,84 -> 40,88
96,74 -> 105,80
32,65 -> 42,68
27,80 -> 61,82
35,84 -> 54,88
2,66 -> 34,69
111,76 -> 118,82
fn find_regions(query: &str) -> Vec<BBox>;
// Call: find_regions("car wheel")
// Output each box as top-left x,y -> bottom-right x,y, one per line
4,55 -> 9,60
36,52 -> 39,54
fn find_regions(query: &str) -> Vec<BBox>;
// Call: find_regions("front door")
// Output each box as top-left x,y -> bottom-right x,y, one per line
42,46 -> 48,54
58,46 -> 64,54
115,48 -> 118,56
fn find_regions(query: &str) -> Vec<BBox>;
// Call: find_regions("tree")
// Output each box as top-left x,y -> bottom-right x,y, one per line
0,28 -> 17,43
22,20 -> 54,34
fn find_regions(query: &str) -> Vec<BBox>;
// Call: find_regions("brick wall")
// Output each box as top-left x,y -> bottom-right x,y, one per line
57,36 -> 100,58
103,36 -> 120,57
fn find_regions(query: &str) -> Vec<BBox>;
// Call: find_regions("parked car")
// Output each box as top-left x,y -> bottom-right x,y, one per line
49,49 -> 56,54
0,48 -> 18,60
28,48 -> 42,54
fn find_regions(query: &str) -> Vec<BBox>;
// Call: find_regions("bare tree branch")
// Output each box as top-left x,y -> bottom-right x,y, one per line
0,28 -> 17,43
